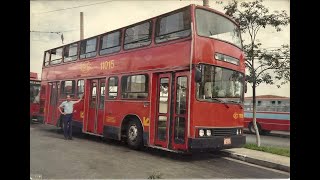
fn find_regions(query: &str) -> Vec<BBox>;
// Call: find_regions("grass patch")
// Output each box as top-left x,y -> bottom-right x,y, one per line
244,143 -> 290,157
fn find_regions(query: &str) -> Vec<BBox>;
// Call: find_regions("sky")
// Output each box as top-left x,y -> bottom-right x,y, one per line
30,0 -> 290,97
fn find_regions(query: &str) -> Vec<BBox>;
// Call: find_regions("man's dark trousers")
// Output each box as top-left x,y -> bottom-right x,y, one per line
63,114 -> 73,139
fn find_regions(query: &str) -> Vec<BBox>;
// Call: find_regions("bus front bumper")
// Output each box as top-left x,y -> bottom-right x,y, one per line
188,135 -> 246,151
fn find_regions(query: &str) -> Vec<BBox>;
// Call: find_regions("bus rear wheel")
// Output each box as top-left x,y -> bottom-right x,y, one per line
126,119 -> 143,150
248,122 -> 261,134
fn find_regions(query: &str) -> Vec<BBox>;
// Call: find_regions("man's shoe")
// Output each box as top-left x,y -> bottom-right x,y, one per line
68,137 -> 73,140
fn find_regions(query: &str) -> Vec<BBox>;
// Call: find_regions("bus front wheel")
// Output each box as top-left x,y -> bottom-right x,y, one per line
126,119 -> 143,150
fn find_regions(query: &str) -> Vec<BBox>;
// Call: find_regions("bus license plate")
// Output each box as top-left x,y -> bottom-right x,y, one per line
224,138 -> 231,145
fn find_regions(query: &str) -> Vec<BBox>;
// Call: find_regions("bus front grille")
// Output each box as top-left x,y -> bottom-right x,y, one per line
212,128 -> 237,137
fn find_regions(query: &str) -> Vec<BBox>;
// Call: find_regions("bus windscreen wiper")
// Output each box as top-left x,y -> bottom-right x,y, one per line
211,98 -> 229,108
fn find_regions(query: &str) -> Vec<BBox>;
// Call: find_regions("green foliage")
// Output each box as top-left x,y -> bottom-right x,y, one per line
222,0 -> 290,87
244,143 -> 290,157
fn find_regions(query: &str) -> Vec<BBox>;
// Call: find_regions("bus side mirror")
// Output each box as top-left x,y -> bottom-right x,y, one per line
195,67 -> 202,83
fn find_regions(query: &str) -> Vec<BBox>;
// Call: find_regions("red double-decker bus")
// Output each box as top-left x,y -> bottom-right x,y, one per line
40,4 -> 246,152
30,72 -> 41,123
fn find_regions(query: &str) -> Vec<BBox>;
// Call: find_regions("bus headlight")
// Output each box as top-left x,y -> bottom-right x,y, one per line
206,129 -> 212,136
199,129 -> 205,137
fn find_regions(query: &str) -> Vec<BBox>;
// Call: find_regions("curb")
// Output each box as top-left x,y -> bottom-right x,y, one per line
221,150 -> 290,173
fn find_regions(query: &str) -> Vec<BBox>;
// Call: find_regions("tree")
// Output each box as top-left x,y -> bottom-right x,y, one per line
222,0 -> 290,146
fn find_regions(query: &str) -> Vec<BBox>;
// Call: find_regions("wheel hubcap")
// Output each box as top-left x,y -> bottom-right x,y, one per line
128,125 -> 138,141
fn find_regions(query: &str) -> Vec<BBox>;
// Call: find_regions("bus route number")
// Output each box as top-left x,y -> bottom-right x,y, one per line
100,60 -> 115,70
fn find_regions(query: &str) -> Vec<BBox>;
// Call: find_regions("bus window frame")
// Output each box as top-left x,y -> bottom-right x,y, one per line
43,50 -> 51,67
49,47 -> 64,65
107,76 -> 119,99
155,6 -> 192,45
120,74 -> 149,100
194,7 -> 243,50
79,36 -> 99,60
77,79 -> 85,99
60,80 -> 76,98
63,42 -> 79,63
99,30 -> 122,56
123,20 -> 153,51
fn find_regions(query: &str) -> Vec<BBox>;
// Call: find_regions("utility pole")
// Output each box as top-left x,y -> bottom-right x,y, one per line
80,12 -> 84,40
203,0 -> 209,7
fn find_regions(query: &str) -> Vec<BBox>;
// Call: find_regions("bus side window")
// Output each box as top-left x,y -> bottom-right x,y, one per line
64,43 -> 78,62
44,51 -> 50,66
50,48 -> 63,65
124,21 -> 152,50
80,37 -> 97,59
108,77 -> 118,99
100,31 -> 121,55
121,75 -> 148,99
77,80 -> 85,98
155,7 -> 191,43
61,80 -> 76,98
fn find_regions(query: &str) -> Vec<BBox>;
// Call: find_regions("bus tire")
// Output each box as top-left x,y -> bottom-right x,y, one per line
248,122 -> 261,134
126,119 -> 143,150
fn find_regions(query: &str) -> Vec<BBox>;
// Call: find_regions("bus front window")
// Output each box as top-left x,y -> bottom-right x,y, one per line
196,8 -> 242,48
196,64 -> 244,103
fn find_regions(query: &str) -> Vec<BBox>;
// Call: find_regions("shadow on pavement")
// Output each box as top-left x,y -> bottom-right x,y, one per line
32,124 -> 224,162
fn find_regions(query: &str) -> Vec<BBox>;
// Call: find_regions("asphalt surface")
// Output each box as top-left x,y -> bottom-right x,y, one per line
244,133 -> 290,148
30,124 -> 290,179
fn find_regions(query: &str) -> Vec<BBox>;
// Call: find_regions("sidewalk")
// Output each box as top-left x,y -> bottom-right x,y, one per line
222,148 -> 290,172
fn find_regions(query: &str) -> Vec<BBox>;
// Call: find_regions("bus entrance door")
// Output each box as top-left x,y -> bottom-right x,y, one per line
154,71 -> 189,151
85,79 -> 105,135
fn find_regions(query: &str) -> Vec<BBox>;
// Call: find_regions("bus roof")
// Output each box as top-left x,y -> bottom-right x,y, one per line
44,4 -> 238,52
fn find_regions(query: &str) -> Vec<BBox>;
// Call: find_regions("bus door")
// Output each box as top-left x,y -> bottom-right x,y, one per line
155,71 -> 189,150
86,79 -> 105,135
47,82 -> 60,125
154,73 -> 172,148
171,71 -> 189,150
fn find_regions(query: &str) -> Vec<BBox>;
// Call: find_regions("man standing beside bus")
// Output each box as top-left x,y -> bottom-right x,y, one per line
58,95 -> 83,140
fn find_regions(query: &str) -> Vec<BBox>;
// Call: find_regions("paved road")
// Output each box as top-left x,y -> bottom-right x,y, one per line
244,133 -> 290,148
30,124 -> 289,179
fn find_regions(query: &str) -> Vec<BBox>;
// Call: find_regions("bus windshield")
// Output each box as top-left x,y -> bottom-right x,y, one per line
30,81 -> 40,103
196,64 -> 244,103
195,8 -> 242,48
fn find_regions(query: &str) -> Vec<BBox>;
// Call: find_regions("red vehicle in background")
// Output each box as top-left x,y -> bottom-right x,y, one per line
40,4 -> 246,152
30,72 -> 41,123
244,95 -> 290,135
